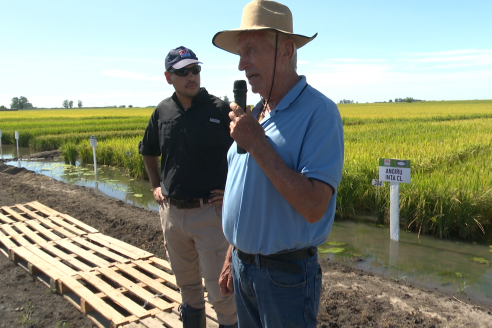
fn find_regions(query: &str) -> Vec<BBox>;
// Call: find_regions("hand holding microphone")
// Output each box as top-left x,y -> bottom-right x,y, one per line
229,80 -> 266,155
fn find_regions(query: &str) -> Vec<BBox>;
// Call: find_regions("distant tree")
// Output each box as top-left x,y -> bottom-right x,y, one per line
223,95 -> 230,103
405,97 -> 413,103
69,100 -> 74,108
119,105 -> 126,108
0,105 -> 7,110
62,99 -> 69,108
128,105 -> 133,108
389,99 -> 393,103
78,100 -> 83,108
10,96 -> 29,109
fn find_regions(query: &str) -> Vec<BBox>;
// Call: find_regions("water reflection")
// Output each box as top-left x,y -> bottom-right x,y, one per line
322,220 -> 492,305
0,144 -> 31,159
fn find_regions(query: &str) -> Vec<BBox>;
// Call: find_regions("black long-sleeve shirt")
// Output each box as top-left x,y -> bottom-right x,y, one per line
139,88 -> 233,199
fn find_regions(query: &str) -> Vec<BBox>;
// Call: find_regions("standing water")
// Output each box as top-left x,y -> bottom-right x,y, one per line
3,150 -> 492,306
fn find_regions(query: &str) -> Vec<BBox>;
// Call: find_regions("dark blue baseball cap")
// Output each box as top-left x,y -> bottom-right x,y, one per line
165,46 -> 202,71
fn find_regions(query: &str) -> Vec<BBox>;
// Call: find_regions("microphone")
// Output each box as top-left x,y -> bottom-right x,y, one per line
233,80 -> 247,154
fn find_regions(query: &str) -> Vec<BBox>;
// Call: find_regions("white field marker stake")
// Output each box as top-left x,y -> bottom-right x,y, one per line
90,136 -> 97,177
0,129 -> 3,160
379,158 -> 411,241
15,131 -> 20,162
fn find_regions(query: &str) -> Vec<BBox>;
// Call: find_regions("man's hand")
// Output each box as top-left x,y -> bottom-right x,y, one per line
208,189 -> 224,206
219,246 -> 234,296
152,187 -> 166,205
228,102 -> 266,153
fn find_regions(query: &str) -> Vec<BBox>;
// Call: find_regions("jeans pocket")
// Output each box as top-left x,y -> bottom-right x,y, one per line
267,262 -> 307,288
314,272 -> 322,300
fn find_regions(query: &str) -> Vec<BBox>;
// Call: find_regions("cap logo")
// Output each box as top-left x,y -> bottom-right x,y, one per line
179,49 -> 191,58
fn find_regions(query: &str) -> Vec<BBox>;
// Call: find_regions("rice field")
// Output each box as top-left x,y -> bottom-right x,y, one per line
1,100 -> 491,240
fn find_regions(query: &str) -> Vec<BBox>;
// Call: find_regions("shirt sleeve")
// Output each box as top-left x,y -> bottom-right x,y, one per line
138,108 -> 161,156
299,100 -> 344,191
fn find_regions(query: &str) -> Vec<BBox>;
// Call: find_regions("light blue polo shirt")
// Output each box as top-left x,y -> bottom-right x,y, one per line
222,76 -> 344,255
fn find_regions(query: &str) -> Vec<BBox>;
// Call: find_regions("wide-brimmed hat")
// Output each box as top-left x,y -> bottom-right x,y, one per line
212,0 -> 317,55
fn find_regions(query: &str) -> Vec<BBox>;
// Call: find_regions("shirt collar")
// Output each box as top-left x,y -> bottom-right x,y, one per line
172,88 -> 208,111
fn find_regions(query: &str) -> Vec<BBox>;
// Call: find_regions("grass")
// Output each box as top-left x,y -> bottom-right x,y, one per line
1,102 -> 491,241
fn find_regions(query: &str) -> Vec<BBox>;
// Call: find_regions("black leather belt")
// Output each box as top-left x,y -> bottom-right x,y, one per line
168,197 -> 211,209
236,247 -> 316,275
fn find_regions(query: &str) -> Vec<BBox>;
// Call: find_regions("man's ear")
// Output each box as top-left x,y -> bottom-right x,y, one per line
164,71 -> 173,85
280,38 -> 295,65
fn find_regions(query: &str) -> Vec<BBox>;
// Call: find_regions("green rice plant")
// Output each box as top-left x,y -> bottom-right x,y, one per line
61,142 -> 78,165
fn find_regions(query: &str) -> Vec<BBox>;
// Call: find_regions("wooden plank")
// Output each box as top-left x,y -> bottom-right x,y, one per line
24,220 -> 62,242
48,216 -> 87,236
23,244 -> 78,276
0,212 -> 15,224
38,242 -> 93,272
133,260 -> 177,287
87,234 -> 153,260
37,217 -> 77,238
1,224 -> 32,247
57,213 -> 99,234
148,257 -> 172,272
139,317 -> 166,328
55,239 -> 111,268
1,206 -> 27,222
15,204 -> 45,220
27,201 -> 58,216
12,222 -> 49,245
58,274 -> 128,325
155,311 -> 182,328
97,267 -> 174,312
0,229 -> 18,251
114,263 -> 181,305
78,271 -> 150,319
71,236 -> 130,263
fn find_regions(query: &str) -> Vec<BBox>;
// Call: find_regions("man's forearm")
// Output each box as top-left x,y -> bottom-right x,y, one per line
249,141 -> 332,224
142,155 -> 161,189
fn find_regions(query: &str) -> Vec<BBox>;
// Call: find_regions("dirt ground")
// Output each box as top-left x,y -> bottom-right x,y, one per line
1,162 -> 491,328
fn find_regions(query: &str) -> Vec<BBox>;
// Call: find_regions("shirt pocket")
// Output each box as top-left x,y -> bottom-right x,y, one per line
158,119 -> 176,152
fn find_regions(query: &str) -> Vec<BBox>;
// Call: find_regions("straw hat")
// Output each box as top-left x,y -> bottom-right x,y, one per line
212,0 -> 317,55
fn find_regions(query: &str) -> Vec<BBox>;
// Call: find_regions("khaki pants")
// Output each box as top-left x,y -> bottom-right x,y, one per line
159,201 -> 237,326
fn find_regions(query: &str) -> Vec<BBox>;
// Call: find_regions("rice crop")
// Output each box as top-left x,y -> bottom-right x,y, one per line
1,102 -> 491,241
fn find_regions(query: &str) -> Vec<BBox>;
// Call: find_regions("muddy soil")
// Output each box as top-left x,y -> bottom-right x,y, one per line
0,162 -> 491,328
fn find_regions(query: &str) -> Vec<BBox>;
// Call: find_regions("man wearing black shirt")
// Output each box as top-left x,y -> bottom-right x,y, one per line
139,46 -> 237,328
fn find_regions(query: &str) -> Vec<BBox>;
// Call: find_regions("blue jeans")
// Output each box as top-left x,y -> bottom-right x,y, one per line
231,248 -> 322,328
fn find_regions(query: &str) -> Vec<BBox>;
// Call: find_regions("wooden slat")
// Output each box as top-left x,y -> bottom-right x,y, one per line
48,216 -> 87,236
1,224 -> 32,246
97,267 -> 174,312
0,229 -> 18,251
155,311 -> 182,328
23,244 -> 78,276
78,271 -> 150,319
57,213 -> 99,234
59,274 -> 128,325
55,239 -> 111,268
139,317 -> 167,328
114,263 -> 181,305
87,234 -> 153,260
133,260 -> 177,287
15,204 -> 45,220
38,242 -> 93,272
0,212 -> 15,224
148,257 -> 172,271
26,201 -> 58,216
70,236 -> 130,263
12,222 -> 48,245
1,206 -> 27,222
37,217 -> 77,238
24,220 -> 63,241
10,246 -> 63,281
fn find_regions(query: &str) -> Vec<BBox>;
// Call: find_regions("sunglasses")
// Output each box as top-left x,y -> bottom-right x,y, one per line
168,65 -> 201,77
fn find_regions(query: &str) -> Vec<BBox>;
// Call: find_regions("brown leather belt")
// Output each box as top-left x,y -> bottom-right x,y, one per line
168,197 -> 211,209
236,247 -> 316,274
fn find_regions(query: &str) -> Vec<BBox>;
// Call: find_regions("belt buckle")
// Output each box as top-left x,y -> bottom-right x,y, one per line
176,200 -> 187,209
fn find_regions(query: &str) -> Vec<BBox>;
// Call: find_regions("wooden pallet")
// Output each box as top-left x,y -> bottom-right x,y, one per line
1,202 -> 221,328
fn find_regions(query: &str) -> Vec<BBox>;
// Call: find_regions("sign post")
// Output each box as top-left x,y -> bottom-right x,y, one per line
378,159 -> 411,241
90,136 -> 97,176
15,131 -> 20,159
0,129 -> 3,160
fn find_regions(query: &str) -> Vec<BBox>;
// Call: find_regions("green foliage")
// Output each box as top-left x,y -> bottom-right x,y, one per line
19,301 -> 34,326
61,142 -> 78,165
10,96 -> 29,109
55,320 -> 72,328
77,100 -> 83,108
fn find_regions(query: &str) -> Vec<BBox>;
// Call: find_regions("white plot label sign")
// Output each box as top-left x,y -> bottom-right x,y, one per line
379,158 -> 411,184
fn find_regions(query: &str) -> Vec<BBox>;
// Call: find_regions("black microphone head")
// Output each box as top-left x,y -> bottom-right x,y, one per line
233,80 -> 247,92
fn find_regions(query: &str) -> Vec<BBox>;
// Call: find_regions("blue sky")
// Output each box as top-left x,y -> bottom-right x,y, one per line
1,0 -> 491,108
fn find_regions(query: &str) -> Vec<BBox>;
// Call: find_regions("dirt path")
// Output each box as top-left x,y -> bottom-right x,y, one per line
1,162 -> 491,328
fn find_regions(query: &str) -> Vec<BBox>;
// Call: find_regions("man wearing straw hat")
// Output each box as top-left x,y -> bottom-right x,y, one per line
213,1 -> 344,327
